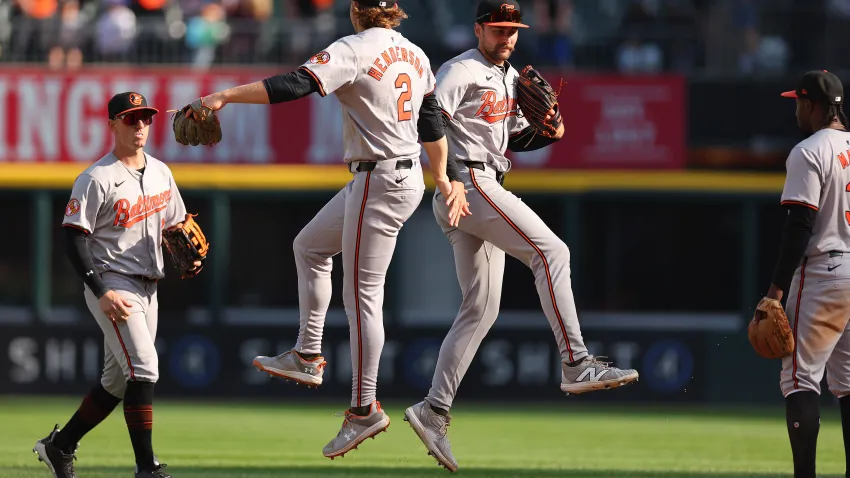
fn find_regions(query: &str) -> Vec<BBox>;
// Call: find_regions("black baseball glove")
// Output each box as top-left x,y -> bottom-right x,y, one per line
515,65 -> 563,137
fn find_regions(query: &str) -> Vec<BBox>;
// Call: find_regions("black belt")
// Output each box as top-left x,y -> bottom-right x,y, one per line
354,159 -> 413,172
132,275 -> 158,283
463,161 -> 504,185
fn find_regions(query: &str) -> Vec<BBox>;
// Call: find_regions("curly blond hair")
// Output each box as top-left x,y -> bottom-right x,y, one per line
352,2 -> 408,30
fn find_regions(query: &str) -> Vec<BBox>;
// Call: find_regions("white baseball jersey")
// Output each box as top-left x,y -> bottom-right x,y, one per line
434,48 -> 530,173
300,27 -> 436,163
62,153 -> 188,279
781,128 -> 850,257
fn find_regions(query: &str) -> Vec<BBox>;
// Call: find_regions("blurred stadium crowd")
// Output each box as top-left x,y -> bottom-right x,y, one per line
0,0 -> 846,74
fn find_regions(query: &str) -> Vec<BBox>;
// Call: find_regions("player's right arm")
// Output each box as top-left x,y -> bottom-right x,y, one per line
197,40 -> 358,111
62,174 -> 132,319
770,147 -> 822,298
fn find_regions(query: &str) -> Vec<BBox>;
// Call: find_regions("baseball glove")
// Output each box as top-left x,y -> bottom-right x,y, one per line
515,65 -> 563,138
747,297 -> 795,359
170,98 -> 222,146
163,213 -> 209,279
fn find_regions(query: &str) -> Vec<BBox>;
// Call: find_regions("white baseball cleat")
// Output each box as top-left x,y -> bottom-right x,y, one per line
404,401 -> 458,472
323,401 -> 390,459
252,349 -> 326,387
560,355 -> 639,394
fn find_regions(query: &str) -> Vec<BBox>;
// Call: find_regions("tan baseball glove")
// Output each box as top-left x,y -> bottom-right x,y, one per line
163,213 -> 209,279
747,297 -> 795,359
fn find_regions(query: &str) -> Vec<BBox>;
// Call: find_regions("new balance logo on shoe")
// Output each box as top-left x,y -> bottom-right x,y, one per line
576,367 -> 610,382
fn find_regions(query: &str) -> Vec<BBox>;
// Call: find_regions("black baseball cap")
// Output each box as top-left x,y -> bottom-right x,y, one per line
781,70 -> 844,105
354,0 -> 396,7
476,0 -> 528,28
107,92 -> 159,120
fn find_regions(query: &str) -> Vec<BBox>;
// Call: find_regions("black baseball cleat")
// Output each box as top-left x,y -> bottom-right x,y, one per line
32,424 -> 77,478
135,463 -> 172,477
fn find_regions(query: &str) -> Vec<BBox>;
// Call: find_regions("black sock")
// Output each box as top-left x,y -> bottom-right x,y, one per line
840,395 -> 850,477
428,403 -> 450,417
295,351 -> 320,361
350,404 -> 371,416
124,381 -> 155,471
53,384 -> 122,453
786,391 -> 820,478
566,356 -> 587,367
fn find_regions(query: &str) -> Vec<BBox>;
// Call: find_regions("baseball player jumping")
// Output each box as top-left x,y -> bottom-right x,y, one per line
762,70 -> 850,478
191,0 -> 467,459
402,0 -> 638,471
33,92 -> 200,478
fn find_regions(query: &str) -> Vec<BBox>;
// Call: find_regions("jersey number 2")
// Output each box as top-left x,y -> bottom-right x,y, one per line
846,182 -> 850,225
396,74 -> 412,122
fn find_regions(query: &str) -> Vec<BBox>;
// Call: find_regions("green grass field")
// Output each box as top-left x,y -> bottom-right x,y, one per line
0,396 -> 846,477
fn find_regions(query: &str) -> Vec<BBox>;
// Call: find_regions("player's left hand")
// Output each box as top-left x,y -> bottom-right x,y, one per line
445,180 -> 471,228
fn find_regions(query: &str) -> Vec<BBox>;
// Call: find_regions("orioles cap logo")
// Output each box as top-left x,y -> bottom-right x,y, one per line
501,4 -> 515,13
129,93 -> 143,106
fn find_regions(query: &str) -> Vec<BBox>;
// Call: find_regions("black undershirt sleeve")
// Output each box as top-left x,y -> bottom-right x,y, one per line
63,227 -> 110,299
418,95 -> 461,181
771,204 -> 816,294
445,152 -> 461,182
417,94 -> 444,143
507,126 -> 560,152
262,69 -> 321,104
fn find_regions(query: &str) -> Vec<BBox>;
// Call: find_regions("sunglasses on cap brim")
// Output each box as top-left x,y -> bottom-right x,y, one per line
476,9 -> 529,28
115,111 -> 155,126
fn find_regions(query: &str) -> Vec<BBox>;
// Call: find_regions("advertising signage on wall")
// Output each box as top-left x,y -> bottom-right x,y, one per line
0,68 -> 686,170
0,323 -> 702,402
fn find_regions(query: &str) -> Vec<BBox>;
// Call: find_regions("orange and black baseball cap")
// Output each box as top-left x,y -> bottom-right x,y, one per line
476,0 -> 528,28
108,92 -> 159,120
781,70 -> 844,105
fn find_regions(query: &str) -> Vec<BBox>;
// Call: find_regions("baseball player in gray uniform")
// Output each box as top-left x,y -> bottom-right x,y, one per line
402,0 -> 639,471
33,92 -> 198,478
191,0 -> 466,459
765,70 -> 850,478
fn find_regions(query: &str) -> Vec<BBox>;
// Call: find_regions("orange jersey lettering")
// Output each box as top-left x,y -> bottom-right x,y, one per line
113,189 -> 172,228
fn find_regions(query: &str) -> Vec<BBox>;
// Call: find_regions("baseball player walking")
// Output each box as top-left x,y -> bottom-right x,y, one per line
402,0 -> 638,471
33,92 -> 199,478
191,0 -> 466,459
765,70 -> 850,478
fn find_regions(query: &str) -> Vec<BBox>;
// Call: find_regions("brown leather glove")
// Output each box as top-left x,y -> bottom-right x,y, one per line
748,297 -> 795,359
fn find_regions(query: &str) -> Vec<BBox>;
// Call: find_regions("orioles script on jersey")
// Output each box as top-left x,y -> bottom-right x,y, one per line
367,46 -> 425,81
113,190 -> 172,228
476,91 -> 518,124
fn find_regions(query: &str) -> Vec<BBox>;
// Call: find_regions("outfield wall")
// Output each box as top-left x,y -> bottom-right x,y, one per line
0,67 -> 825,404
0,184 -> 798,405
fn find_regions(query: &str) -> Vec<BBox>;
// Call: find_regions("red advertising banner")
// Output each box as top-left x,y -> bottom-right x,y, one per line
0,68 -> 685,169
507,73 -> 686,170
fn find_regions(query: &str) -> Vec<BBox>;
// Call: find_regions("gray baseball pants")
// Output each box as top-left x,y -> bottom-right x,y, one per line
293,158 -> 425,407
